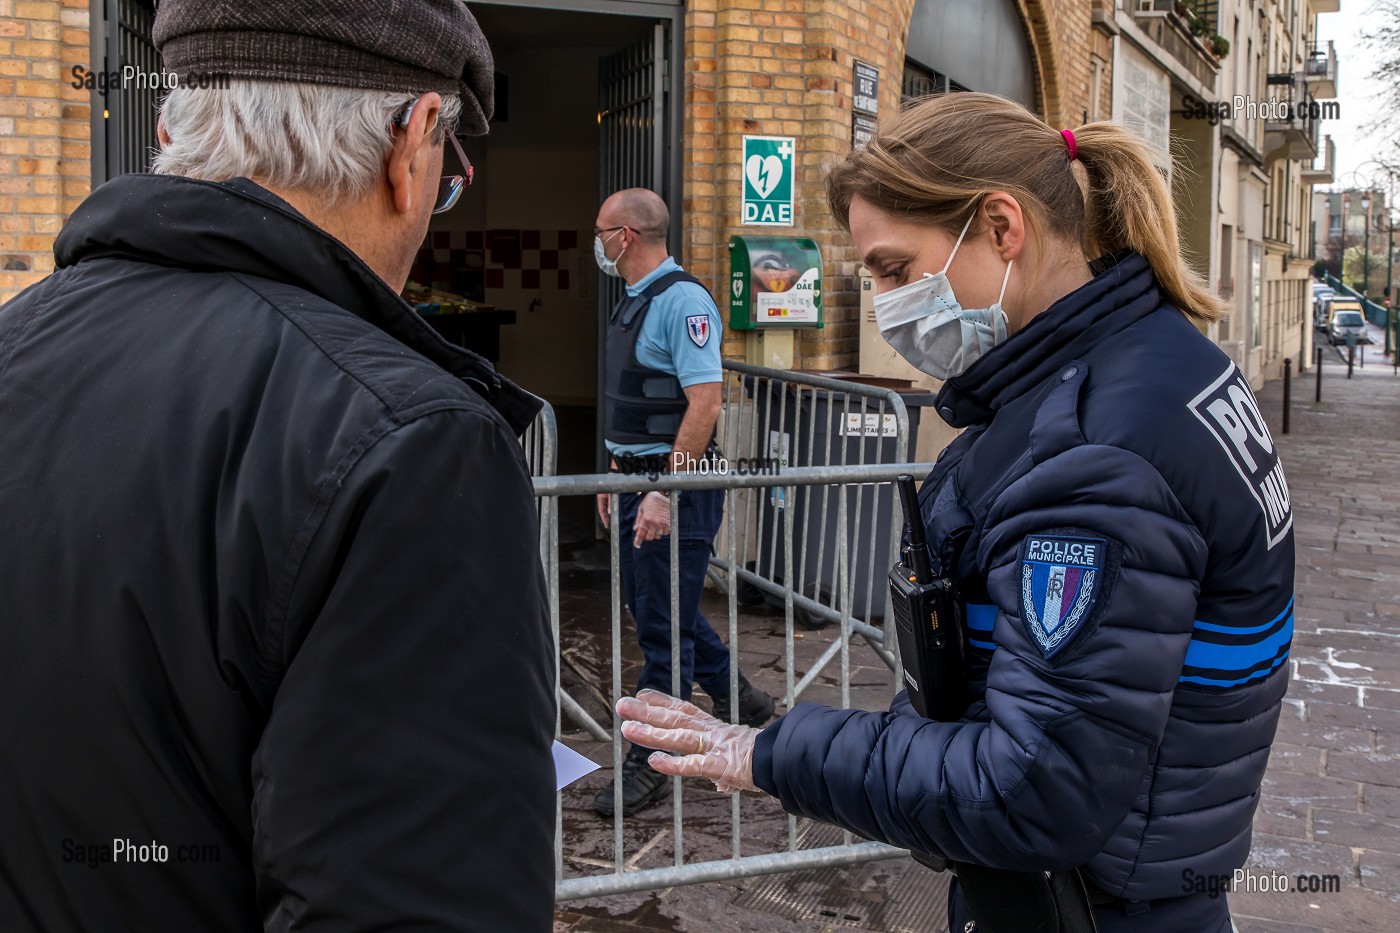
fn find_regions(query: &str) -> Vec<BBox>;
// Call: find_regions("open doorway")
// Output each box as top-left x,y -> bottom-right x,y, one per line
409,1 -> 683,483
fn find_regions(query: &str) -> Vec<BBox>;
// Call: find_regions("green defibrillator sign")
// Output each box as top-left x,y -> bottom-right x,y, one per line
741,135 -> 795,226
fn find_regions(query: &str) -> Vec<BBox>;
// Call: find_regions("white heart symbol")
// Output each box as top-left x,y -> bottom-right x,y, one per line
746,154 -> 784,199
732,277 -> 743,298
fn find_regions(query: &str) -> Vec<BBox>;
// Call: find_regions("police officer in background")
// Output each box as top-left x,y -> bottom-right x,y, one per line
618,94 -> 1294,932
591,189 -> 776,817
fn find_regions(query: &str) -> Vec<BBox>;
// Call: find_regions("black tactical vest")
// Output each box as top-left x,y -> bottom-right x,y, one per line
603,270 -> 706,447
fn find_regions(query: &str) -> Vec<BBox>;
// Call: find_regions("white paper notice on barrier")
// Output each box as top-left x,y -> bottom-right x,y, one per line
553,741 -> 600,791
840,412 -> 898,437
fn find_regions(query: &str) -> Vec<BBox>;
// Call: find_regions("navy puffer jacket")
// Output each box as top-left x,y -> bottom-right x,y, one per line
753,252 -> 1293,910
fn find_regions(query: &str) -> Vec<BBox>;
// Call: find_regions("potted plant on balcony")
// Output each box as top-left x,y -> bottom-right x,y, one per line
1211,35 -> 1231,59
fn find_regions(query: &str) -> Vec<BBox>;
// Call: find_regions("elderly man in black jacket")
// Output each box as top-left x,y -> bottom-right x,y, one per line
0,2 -> 555,930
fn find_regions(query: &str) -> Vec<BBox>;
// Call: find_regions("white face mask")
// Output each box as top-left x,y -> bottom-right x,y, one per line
594,228 -> 627,278
872,213 -> 1012,380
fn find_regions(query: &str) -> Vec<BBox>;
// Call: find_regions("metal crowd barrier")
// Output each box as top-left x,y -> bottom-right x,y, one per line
522,364 -> 946,902
522,400 -> 604,744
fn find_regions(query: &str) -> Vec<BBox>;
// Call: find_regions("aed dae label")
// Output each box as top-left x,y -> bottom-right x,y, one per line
1189,363 -> 1292,549
741,136 -> 795,226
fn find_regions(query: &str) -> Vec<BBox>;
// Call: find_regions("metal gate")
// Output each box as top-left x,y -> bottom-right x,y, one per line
594,23 -> 680,468
102,0 -> 161,179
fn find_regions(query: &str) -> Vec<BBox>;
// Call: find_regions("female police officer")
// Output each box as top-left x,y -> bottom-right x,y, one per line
617,92 -> 1294,932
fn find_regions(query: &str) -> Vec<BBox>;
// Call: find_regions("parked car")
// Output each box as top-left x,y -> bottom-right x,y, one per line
1312,284 -> 1336,328
1327,303 -> 1368,346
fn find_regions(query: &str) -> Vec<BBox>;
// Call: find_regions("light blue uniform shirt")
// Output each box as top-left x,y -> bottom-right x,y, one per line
606,257 -> 724,457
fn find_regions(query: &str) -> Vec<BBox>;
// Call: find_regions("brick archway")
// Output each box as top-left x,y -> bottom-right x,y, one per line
1018,0 -> 1067,127
888,0 -> 1066,125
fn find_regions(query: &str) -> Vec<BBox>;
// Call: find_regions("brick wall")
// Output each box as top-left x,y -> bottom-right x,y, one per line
682,0 -> 1107,371
0,0 -> 90,301
0,0 -> 1108,341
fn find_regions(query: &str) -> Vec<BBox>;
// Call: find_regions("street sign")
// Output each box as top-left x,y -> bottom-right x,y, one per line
852,113 -> 876,151
853,61 -> 879,115
741,135 -> 795,226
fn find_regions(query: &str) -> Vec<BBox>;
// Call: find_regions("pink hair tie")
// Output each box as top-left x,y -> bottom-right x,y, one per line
1061,129 -> 1078,162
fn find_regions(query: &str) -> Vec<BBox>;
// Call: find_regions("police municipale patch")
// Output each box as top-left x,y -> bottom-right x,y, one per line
686,314 -> 710,347
1020,535 -> 1106,659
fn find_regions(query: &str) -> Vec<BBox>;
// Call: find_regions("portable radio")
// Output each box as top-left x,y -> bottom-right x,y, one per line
889,475 -> 968,722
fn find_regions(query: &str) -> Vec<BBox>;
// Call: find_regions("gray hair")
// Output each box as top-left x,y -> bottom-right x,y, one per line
152,79 -> 462,201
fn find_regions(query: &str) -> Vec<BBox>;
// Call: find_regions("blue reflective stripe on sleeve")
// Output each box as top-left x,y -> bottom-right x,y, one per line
964,603 -> 998,653
1179,654 -> 1289,687
1183,612 -> 1294,672
1179,596 -> 1295,687
965,603 -> 997,633
1190,597 -> 1294,636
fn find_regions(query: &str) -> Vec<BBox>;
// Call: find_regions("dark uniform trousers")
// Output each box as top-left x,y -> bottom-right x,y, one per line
617,486 -> 730,702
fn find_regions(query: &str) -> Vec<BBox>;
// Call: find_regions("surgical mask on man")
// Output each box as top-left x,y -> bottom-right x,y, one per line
873,213 -> 1012,380
594,228 -> 627,278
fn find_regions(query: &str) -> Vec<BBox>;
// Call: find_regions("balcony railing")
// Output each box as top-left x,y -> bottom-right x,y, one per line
1302,135 -> 1336,185
1133,0 -> 1218,28
1302,41 -> 1337,98
1262,76 -> 1320,163
1130,0 -> 1222,85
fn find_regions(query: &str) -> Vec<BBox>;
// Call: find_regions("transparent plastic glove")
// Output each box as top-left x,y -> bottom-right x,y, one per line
617,689 -> 758,794
632,491 -> 671,547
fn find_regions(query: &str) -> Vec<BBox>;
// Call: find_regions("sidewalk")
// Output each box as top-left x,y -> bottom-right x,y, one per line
553,342 -> 1400,933
1230,343 -> 1400,932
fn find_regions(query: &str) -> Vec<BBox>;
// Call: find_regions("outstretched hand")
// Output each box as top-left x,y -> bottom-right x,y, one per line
617,689 -> 760,794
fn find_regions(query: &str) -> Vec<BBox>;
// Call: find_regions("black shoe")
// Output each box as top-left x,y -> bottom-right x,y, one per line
592,746 -> 671,817
710,674 -> 776,727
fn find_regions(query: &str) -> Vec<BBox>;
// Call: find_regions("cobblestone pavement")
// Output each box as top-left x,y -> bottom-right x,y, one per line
553,338 -> 1400,933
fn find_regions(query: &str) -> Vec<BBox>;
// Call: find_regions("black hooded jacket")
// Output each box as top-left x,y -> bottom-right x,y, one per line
0,174 -> 555,931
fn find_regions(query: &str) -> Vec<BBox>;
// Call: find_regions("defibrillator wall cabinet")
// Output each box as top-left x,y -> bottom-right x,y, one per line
728,236 -> 824,331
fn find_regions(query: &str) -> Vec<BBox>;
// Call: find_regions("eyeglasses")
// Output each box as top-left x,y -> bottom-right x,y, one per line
593,225 -> 628,239
396,98 -> 474,215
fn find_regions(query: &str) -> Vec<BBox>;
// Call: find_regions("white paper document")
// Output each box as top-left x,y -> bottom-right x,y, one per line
553,741 -> 600,791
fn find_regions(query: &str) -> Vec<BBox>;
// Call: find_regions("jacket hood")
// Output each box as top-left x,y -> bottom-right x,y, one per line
54,173 -> 541,434
934,250 -> 1162,428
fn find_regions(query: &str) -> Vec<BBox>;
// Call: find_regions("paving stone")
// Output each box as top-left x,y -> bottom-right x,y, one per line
1231,884 -> 1399,933
1311,806 -> 1400,851
1284,680 -> 1364,707
1357,848 -> 1400,903
1361,784 -> 1400,820
1270,718 -> 1373,755
1244,834 -> 1358,880
1260,772 -> 1362,811
1305,700 -> 1400,734
1323,751 -> 1400,788
1252,798 -> 1310,840
1232,918 -> 1331,933
1265,742 -> 1324,776
1361,687 -> 1400,712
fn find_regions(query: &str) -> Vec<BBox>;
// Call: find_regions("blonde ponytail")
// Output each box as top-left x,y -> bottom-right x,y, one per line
1070,122 -> 1224,323
825,93 -> 1224,325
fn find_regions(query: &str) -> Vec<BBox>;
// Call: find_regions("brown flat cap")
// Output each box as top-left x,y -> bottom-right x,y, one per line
154,0 -> 495,135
